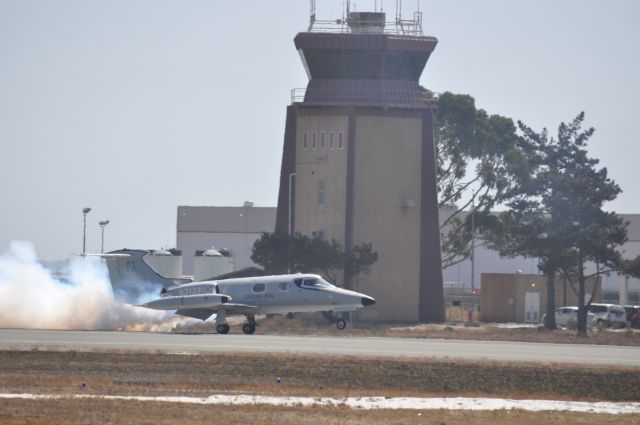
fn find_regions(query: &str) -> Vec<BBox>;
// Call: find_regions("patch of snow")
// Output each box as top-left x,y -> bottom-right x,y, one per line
1,393 -> 639,414
492,323 -> 539,329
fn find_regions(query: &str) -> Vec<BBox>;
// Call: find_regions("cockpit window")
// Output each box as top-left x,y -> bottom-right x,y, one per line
296,278 -> 334,290
303,278 -> 322,288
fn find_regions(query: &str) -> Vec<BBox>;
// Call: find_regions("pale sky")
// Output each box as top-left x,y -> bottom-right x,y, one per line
1,0 -> 639,260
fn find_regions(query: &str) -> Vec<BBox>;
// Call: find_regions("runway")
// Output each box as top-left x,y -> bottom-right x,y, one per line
1,329 -> 639,367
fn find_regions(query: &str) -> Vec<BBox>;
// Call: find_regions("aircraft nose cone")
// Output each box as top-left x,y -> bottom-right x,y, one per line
361,296 -> 376,307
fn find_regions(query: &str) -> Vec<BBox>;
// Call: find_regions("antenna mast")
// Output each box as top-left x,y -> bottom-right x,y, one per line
309,0 -> 316,31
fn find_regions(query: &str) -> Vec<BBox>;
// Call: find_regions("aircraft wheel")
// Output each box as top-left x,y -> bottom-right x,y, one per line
242,323 -> 256,334
216,324 -> 230,334
336,319 -> 347,330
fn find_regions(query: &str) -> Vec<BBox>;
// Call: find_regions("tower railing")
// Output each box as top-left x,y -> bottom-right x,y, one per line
290,87 -> 437,107
291,88 -> 306,104
308,13 -> 423,36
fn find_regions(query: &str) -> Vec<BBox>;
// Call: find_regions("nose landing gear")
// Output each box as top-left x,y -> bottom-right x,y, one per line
215,310 -> 229,334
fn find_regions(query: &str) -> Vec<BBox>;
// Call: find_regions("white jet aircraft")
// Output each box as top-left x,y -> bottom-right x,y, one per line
102,249 -> 376,334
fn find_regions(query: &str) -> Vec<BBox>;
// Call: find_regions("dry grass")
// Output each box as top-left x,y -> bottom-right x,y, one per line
0,350 -> 638,402
1,399 -> 638,425
2,350 -> 638,424
172,313 -> 640,346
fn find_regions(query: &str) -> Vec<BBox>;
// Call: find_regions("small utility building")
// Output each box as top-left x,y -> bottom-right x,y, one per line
480,273 -> 603,323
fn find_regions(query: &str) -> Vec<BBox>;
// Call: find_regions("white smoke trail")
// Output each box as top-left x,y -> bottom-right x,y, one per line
0,241 -> 191,331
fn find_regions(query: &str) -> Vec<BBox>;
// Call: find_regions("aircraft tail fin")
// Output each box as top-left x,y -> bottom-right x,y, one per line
102,249 -> 191,303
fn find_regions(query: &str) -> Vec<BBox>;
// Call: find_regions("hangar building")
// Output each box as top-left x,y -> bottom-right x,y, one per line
176,205 -> 276,275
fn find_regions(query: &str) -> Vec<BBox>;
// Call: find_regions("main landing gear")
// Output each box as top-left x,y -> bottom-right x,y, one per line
336,318 -> 347,330
216,324 -> 230,334
214,313 -> 258,335
242,314 -> 257,335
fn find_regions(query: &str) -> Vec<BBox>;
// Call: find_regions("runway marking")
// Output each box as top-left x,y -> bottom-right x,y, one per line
1,393 -> 639,414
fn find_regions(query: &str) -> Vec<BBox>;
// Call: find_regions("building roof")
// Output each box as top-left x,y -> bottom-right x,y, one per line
439,208 -> 640,243
177,206 -> 276,234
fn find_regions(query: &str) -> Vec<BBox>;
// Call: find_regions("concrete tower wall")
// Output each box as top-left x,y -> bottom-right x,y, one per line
294,113 -> 349,243
351,115 -> 422,321
282,104 -> 444,322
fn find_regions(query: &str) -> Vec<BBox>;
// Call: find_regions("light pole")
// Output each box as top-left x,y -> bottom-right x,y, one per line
99,220 -> 110,253
470,195 -> 476,293
288,172 -> 297,236
82,207 -> 92,255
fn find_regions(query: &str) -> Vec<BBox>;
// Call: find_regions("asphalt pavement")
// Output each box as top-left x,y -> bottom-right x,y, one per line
1,329 -> 639,367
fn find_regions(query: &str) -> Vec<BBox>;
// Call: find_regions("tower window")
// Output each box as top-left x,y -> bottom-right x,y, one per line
338,132 -> 344,149
318,179 -> 326,205
312,131 -> 317,150
320,131 -> 326,149
303,131 -> 308,149
329,132 -> 335,149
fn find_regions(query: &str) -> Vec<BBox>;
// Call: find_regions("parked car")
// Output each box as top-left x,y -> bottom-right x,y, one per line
623,305 -> 640,328
587,303 -> 628,328
542,306 -> 595,328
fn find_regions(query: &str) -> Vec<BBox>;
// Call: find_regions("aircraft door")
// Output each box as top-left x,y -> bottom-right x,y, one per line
524,292 -> 540,323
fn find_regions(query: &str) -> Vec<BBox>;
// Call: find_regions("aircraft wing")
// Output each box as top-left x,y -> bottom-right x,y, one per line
77,253 -> 132,258
175,303 -> 258,321
175,309 -> 216,321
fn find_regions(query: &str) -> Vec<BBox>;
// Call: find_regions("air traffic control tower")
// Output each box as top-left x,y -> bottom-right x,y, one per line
275,2 -> 444,322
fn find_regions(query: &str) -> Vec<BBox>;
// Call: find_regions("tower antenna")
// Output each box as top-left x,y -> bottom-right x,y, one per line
309,0 -> 316,31
396,0 -> 402,25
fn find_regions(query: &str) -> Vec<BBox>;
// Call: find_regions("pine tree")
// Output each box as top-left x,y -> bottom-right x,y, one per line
486,113 -> 630,335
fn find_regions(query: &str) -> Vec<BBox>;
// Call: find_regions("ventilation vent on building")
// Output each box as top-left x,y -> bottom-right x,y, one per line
401,197 -> 416,208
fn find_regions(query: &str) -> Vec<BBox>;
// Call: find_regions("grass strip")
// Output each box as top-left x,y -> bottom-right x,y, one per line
0,350 -> 638,402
